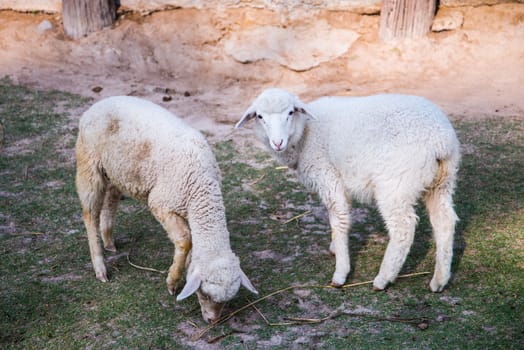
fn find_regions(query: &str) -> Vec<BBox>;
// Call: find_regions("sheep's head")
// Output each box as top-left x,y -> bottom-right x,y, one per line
235,88 -> 317,153
176,253 -> 257,323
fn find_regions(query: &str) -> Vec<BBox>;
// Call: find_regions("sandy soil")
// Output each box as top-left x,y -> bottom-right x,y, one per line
0,4 -> 523,140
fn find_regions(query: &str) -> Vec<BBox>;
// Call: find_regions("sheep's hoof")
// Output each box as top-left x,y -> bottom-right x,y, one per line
331,271 -> 347,287
167,283 -> 182,296
429,278 -> 446,293
95,271 -> 109,283
166,276 -> 181,296
331,273 -> 347,288
330,280 -> 344,288
104,244 -> 117,253
93,257 -> 109,282
372,276 -> 388,291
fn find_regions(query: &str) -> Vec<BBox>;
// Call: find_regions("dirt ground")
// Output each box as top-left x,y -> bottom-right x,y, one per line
0,3 -> 523,140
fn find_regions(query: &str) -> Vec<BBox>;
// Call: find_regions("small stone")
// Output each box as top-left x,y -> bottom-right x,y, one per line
435,314 -> 448,322
432,8 -> 464,32
417,322 -> 429,330
37,20 -> 53,33
92,86 -> 103,93
162,95 -> 172,102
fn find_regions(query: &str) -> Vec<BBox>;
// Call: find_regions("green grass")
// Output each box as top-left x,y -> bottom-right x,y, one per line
0,77 -> 522,349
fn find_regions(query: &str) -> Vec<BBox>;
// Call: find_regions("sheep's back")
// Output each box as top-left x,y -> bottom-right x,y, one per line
78,96 -> 219,204
305,94 -> 459,201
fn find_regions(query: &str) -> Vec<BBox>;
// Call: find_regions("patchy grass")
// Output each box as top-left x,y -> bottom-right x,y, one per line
0,78 -> 522,349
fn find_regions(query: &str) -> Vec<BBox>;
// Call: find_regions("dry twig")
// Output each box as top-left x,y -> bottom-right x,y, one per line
283,210 -> 312,224
187,320 -> 199,328
11,231 -> 44,236
283,311 -> 344,324
282,311 -> 428,327
126,253 -> 167,274
207,331 -> 236,344
251,300 -> 295,327
249,173 -> 266,185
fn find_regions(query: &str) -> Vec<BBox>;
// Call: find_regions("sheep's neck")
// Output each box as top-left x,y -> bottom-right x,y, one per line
187,193 -> 232,255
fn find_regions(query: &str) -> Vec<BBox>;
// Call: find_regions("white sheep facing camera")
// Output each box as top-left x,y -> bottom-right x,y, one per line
237,88 -> 460,292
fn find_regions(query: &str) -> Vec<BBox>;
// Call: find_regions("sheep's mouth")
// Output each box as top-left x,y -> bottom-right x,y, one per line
271,145 -> 287,153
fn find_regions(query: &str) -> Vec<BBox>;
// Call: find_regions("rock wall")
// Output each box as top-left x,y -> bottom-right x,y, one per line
1,0 -> 522,13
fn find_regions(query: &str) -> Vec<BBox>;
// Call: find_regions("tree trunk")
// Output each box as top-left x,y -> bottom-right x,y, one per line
380,0 -> 437,41
62,0 -> 117,39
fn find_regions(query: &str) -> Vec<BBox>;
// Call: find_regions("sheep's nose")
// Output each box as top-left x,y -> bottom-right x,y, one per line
272,139 -> 284,151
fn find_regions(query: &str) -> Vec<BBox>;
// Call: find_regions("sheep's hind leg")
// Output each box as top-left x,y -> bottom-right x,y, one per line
373,200 -> 418,291
99,185 -> 121,252
152,209 -> 192,295
75,146 -> 108,282
425,185 -> 458,292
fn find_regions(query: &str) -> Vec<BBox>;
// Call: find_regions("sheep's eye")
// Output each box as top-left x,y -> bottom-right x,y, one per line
288,110 -> 294,116
256,114 -> 263,119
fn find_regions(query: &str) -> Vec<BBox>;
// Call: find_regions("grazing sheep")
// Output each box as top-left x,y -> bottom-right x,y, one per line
236,88 -> 460,292
76,96 -> 257,323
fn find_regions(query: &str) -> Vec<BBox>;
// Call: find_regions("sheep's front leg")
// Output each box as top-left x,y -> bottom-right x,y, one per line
167,235 -> 192,295
319,183 -> 351,287
152,209 -> 192,295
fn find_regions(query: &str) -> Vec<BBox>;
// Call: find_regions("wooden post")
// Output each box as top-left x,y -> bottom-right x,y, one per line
62,0 -> 117,39
380,0 -> 437,41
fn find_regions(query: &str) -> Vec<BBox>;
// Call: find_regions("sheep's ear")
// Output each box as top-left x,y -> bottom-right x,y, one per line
293,98 -> 318,120
240,268 -> 258,295
176,270 -> 202,301
235,106 -> 256,129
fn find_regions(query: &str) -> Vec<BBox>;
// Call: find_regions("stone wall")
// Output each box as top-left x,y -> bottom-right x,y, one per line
1,0 -> 522,14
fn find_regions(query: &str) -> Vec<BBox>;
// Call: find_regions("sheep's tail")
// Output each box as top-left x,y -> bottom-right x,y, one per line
434,137 -> 460,184
424,149 -> 460,228
430,158 -> 451,191
426,151 -> 459,198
